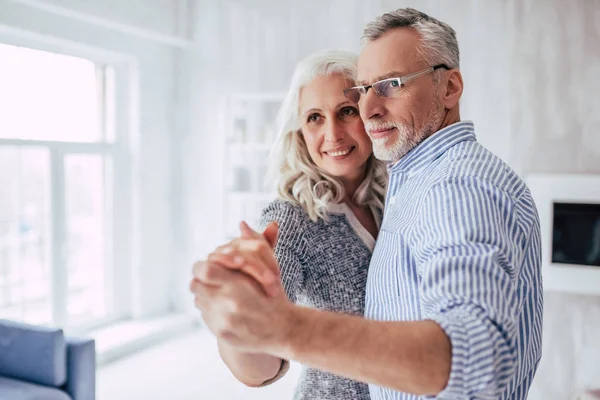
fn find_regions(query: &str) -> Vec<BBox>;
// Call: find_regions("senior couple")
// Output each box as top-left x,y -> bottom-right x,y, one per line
190,7 -> 543,400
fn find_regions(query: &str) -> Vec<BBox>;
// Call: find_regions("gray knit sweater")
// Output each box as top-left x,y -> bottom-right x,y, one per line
259,199 -> 379,400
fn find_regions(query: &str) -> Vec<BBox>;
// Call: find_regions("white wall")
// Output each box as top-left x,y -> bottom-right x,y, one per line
179,0 -> 600,398
0,0 -> 186,318
508,1 -> 600,398
32,0 -> 185,37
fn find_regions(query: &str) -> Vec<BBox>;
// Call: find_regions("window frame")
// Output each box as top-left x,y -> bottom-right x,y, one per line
0,31 -> 138,332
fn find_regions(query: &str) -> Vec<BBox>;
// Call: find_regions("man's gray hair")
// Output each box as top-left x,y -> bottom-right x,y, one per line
363,8 -> 460,70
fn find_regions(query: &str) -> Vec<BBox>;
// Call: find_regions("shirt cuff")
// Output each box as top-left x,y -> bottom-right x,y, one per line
425,308 -> 472,400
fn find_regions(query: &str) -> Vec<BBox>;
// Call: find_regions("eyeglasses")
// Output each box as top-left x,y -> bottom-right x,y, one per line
343,64 -> 451,103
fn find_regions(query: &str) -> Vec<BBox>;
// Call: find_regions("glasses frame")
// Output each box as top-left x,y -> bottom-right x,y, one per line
344,64 -> 451,102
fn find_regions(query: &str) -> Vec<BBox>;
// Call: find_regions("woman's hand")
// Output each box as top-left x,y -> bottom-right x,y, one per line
189,222 -> 296,354
189,262 -> 294,354
193,221 -> 281,296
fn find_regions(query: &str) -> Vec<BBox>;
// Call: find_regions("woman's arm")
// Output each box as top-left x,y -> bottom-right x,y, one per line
214,200 -> 306,386
195,255 -> 287,387
217,341 -> 283,387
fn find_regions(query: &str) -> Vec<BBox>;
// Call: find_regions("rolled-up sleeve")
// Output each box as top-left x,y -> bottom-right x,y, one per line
411,177 -> 525,399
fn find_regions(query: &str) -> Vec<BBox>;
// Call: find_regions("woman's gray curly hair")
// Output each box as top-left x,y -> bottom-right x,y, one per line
266,49 -> 387,222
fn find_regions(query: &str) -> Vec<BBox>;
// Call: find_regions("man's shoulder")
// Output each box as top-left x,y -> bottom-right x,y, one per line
441,140 -> 527,199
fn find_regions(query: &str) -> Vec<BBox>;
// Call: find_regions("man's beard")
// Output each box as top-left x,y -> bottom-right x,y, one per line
366,102 -> 445,163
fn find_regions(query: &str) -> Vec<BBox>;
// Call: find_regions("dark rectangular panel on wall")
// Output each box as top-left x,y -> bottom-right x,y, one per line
552,202 -> 600,267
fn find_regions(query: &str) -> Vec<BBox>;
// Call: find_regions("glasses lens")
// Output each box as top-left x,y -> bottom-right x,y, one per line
343,87 -> 362,103
373,79 -> 401,98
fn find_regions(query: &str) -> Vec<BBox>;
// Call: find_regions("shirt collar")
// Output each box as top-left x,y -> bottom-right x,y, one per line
387,120 -> 476,175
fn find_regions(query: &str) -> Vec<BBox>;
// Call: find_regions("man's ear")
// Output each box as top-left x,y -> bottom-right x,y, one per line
441,69 -> 463,110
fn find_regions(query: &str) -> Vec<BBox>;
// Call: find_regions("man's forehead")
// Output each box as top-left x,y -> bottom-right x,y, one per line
357,28 -> 422,84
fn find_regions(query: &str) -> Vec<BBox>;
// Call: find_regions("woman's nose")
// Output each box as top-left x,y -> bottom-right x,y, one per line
324,118 -> 345,142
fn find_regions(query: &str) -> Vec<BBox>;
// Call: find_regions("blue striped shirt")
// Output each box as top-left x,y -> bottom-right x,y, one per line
365,121 -> 543,400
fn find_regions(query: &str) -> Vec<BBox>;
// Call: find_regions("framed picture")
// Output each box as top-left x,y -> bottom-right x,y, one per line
527,174 -> 600,295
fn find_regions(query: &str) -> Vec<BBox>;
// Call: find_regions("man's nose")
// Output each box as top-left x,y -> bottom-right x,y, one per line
359,88 -> 386,122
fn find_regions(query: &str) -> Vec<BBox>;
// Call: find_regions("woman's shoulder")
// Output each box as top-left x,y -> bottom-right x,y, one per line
260,199 -> 310,252
261,198 -> 309,224
259,198 -> 313,237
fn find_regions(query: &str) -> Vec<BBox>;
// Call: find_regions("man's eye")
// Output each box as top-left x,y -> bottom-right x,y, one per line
390,80 -> 400,88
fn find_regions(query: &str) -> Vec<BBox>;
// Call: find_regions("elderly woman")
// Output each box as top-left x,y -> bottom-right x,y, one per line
193,49 -> 387,399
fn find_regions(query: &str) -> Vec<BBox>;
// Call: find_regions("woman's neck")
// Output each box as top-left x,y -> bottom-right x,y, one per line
340,171 -> 366,207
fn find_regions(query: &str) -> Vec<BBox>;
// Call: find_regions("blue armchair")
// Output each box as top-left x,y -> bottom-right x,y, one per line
0,319 -> 96,400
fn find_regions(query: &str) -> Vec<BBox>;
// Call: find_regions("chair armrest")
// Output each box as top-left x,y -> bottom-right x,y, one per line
0,319 -> 66,387
64,336 -> 96,400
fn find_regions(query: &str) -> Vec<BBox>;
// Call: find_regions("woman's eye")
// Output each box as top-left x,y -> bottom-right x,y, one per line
340,106 -> 358,117
307,114 -> 321,123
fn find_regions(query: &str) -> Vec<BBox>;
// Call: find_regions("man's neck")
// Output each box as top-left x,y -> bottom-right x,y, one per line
436,108 -> 461,132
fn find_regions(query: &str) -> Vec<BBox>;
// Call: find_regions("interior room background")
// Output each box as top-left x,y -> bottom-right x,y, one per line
0,0 -> 599,399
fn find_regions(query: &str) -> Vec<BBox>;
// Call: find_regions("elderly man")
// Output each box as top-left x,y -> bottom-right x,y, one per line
190,8 -> 543,399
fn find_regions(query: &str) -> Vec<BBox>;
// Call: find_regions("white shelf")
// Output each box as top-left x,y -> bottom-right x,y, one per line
222,93 -> 284,243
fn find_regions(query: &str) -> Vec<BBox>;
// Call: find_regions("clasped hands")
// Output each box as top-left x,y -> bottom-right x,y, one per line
189,221 -> 296,355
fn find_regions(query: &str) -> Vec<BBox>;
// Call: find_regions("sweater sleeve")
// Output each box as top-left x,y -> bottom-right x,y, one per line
257,200 -> 308,386
259,199 -> 307,304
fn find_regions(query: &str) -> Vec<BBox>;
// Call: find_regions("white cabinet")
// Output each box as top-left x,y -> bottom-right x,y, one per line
222,93 -> 285,240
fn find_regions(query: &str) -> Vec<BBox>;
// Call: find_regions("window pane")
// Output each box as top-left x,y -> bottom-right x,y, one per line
0,43 -> 104,142
64,154 -> 111,325
0,147 -> 52,325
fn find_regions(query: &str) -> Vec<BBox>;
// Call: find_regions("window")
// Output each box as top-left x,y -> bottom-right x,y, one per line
0,148 -> 52,325
0,43 -> 109,142
0,43 -> 125,329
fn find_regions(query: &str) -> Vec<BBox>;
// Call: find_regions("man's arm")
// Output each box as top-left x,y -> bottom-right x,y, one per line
274,307 -> 452,396
410,177 -> 525,398
193,254 -> 452,395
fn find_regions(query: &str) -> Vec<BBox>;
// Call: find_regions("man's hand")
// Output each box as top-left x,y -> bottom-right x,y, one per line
189,258 -> 295,354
